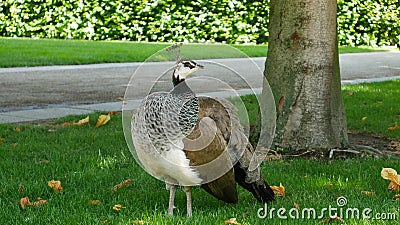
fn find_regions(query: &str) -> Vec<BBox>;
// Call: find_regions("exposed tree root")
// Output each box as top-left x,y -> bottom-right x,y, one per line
329,144 -> 394,159
265,145 -> 398,160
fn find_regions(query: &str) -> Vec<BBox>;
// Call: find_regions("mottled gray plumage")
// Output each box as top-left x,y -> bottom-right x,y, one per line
132,84 -> 199,153
131,60 -> 274,217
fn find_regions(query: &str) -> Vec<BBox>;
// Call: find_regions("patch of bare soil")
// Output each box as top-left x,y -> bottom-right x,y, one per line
265,131 -> 400,160
348,131 -> 400,156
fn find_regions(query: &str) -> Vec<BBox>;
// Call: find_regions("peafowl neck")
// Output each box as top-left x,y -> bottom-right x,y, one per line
171,79 -> 194,96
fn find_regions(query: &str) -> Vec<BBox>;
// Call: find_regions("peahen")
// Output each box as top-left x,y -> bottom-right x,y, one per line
131,60 -> 274,217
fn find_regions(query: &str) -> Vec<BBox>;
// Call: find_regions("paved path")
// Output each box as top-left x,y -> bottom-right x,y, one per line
0,52 -> 399,123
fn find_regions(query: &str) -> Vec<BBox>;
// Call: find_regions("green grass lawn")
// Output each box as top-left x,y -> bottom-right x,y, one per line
343,79 -> 400,139
0,37 -> 396,67
0,113 -> 399,225
0,81 -> 399,224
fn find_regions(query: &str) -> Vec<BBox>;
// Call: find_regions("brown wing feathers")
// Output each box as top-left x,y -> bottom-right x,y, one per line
184,97 -> 274,204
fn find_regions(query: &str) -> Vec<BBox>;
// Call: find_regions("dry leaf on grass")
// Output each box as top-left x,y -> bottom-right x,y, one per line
63,122 -> 70,127
20,196 -> 47,209
388,122 -> 400,131
18,184 -> 24,193
277,96 -> 285,112
361,191 -> 375,196
395,194 -> 400,200
381,168 -> 400,191
15,127 -> 21,132
224,218 -> 241,225
33,197 -> 47,207
361,117 -> 367,122
20,196 -> 32,210
294,202 -> 300,210
113,179 -> 132,191
39,159 -> 50,164
95,114 -> 111,128
270,183 -> 285,197
48,180 -> 63,193
322,215 -> 345,223
113,204 -> 125,211
116,97 -> 124,101
0,137 -> 5,142
74,116 -> 89,126
91,200 -> 101,206
388,181 -> 400,192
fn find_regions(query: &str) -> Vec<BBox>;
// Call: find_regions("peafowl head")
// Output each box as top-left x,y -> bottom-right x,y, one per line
172,60 -> 204,86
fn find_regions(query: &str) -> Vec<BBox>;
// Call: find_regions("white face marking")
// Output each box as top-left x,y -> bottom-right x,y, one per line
173,60 -> 203,80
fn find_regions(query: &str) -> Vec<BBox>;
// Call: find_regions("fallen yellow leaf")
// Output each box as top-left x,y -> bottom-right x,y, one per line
74,116 -> 89,126
294,202 -> 300,210
113,204 -> 125,211
33,197 -> 47,207
381,168 -> 400,192
48,180 -> 63,193
224,218 -> 241,225
388,122 -> 400,131
95,114 -> 111,128
63,122 -> 70,127
91,200 -> 101,206
322,215 -> 345,223
395,194 -> 400,200
39,159 -> 50,164
361,117 -> 367,122
381,168 -> 400,184
116,97 -> 124,101
388,181 -> 400,192
20,196 -> 32,210
361,191 -> 375,196
113,179 -> 132,191
15,127 -> 21,132
18,184 -> 24,193
13,143 -> 17,148
0,138 -> 5,142
270,183 -> 285,197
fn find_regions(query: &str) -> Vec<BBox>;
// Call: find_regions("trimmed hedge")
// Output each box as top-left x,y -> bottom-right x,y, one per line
0,0 -> 399,46
338,0 -> 400,46
0,0 -> 269,43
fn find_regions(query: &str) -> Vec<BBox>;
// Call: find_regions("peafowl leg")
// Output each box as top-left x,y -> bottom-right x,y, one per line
184,186 -> 193,217
166,183 -> 176,216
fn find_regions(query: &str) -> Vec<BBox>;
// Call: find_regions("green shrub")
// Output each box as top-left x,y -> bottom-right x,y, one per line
0,0 -> 398,46
0,0 -> 269,43
337,0 -> 400,47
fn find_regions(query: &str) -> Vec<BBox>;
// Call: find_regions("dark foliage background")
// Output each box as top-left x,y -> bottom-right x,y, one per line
0,0 -> 398,46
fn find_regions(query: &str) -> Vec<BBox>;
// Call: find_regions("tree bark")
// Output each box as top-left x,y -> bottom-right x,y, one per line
263,0 -> 348,151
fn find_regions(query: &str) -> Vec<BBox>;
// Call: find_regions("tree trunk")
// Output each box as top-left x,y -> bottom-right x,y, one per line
263,0 -> 348,151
